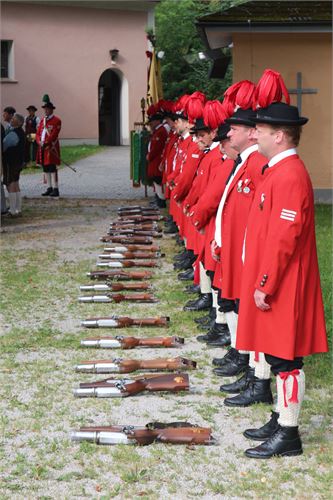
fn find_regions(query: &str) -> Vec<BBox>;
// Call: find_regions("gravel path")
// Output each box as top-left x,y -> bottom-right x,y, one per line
20,146 -> 148,199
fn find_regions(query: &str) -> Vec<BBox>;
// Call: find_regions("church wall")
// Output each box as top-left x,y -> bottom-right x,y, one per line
1,2 -> 149,144
233,33 -> 332,191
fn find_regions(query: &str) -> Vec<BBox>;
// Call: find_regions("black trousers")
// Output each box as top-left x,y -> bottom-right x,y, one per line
265,354 -> 304,376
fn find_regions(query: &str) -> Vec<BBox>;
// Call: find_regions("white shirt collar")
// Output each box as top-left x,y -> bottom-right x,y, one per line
182,131 -> 190,140
268,148 -> 297,167
209,141 -> 220,151
239,144 -> 258,165
155,123 -> 164,131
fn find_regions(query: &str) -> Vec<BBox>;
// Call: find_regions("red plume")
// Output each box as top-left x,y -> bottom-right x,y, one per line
185,91 -> 207,123
203,100 -> 228,129
158,99 -> 174,113
147,104 -> 156,117
174,94 -> 190,113
223,80 -> 255,114
255,69 -> 290,108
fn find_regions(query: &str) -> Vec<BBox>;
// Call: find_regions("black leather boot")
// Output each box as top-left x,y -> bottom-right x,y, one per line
220,367 -> 255,393
243,411 -> 280,441
213,353 -> 249,376
194,308 -> 215,325
164,221 -> 178,233
49,188 -> 59,197
174,250 -> 191,262
212,347 -> 238,367
174,255 -> 196,270
224,378 -> 273,406
244,425 -> 303,459
206,326 -> 231,347
196,322 -> 225,342
42,187 -> 53,196
183,293 -> 212,311
177,269 -> 194,281
184,284 -> 201,294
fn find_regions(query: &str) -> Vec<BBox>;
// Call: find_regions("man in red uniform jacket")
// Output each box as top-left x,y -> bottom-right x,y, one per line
36,101 -> 61,197
237,102 -> 328,458
146,112 -> 169,208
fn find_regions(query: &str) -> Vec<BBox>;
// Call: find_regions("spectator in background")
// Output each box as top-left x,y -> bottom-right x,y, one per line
2,106 -> 16,133
24,105 -> 40,165
3,113 -> 25,216
1,123 -> 8,214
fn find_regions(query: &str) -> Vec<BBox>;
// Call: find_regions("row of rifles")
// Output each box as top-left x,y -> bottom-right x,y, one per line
70,205 -> 216,446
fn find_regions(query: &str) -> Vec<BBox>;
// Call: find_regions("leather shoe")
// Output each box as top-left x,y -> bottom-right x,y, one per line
49,188 -> 59,197
224,378 -> 273,406
213,353 -> 249,376
194,308 -> 215,324
244,425 -> 303,459
183,293 -> 212,311
42,187 -> 53,196
207,331 -> 231,347
212,347 -> 238,367
174,256 -> 196,270
220,367 -> 255,393
174,250 -> 189,262
164,222 -> 177,234
178,269 -> 194,281
184,284 -> 201,294
244,411 -> 279,441
197,322 -> 229,343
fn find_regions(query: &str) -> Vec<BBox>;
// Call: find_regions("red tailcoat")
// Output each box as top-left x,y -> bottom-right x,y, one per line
190,158 -> 234,271
147,124 -> 168,178
36,115 -> 61,166
213,151 -> 267,298
236,155 -> 328,360
162,131 -> 179,198
167,135 -> 192,221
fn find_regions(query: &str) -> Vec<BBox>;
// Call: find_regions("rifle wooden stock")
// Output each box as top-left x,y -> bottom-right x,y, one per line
88,270 -> 153,281
79,373 -> 190,392
100,236 -> 153,244
118,205 -> 159,211
81,335 -> 184,349
118,209 -> 161,215
109,224 -> 160,231
80,293 -> 158,303
73,421 -> 215,445
99,252 -> 161,260
103,245 -> 160,253
107,230 -> 162,238
117,215 -> 164,222
106,282 -> 152,291
76,357 -> 196,373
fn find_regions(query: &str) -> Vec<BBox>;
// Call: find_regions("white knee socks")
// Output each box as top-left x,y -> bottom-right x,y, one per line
15,192 -> 22,213
277,369 -> 305,427
214,290 -> 227,325
199,262 -> 211,294
8,192 -> 16,214
153,182 -> 165,200
253,352 -> 271,379
51,172 -> 58,189
225,311 -> 238,348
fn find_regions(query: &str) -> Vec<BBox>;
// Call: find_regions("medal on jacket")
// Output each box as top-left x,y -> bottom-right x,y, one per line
259,193 -> 265,210
243,179 -> 251,194
237,180 -> 243,192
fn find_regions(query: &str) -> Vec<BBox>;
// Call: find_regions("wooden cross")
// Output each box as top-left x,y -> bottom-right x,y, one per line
287,72 -> 317,114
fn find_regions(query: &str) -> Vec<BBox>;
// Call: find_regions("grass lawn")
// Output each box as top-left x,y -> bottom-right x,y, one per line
21,144 -> 106,175
0,200 -> 332,499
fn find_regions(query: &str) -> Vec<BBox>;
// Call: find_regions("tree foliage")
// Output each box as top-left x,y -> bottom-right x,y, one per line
155,0 -> 240,100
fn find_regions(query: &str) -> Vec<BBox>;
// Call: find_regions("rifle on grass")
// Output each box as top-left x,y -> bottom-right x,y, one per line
71,420 -> 216,445
100,236 -> 154,244
73,372 -> 189,398
118,207 -> 161,215
75,356 -> 196,374
103,245 -> 160,253
117,215 -> 164,222
81,315 -> 170,328
78,292 -> 158,303
80,335 -> 184,349
98,251 -> 163,260
87,270 -> 153,281
96,260 -> 159,268
109,223 -> 160,231
80,282 -> 153,292
107,229 -> 162,238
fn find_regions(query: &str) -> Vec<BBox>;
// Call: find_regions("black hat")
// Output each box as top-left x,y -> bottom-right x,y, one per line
42,102 -> 56,110
174,111 -> 188,121
27,105 -> 37,112
3,106 -> 16,114
225,108 -> 256,127
213,123 -> 230,142
190,117 -> 210,134
253,102 -> 308,126
148,113 -> 163,122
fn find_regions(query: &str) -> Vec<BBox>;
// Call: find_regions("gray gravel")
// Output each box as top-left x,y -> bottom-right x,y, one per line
20,146 -> 149,199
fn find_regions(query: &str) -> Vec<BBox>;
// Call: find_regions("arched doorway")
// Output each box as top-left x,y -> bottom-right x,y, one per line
98,69 -> 121,145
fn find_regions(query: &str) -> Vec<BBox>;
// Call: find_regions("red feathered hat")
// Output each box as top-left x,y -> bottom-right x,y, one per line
254,69 -> 290,109
223,80 -> 256,115
203,100 -> 228,129
174,94 -> 191,120
185,91 -> 207,124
